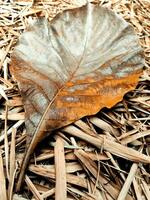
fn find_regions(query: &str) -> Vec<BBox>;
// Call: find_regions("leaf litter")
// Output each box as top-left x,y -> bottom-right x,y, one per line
10,1 -> 145,192
0,0 -> 150,200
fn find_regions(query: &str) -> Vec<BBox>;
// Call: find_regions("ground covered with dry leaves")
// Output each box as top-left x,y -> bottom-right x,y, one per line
0,0 -> 150,199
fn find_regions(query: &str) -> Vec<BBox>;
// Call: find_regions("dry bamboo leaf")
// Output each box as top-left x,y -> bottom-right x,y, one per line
90,117 -> 119,136
65,151 -> 109,161
35,150 -> 55,161
29,165 -> 88,188
133,178 -> 143,200
117,163 -> 138,200
10,3 -> 144,191
25,175 -> 43,200
0,120 -> 25,143
0,112 -> 25,121
40,188 -> 55,199
4,105 -> 10,181
0,149 -> 7,200
29,161 -> 82,174
141,180 -> 150,200
8,128 -> 17,200
55,135 -> 67,200
120,130 -> 150,144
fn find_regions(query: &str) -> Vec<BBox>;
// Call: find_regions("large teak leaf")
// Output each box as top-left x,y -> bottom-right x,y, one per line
10,3 -> 144,190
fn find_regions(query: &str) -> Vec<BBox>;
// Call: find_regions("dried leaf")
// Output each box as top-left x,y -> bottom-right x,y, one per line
29,165 -> 88,189
10,3 -> 144,191
0,149 -> 7,200
55,136 -> 67,200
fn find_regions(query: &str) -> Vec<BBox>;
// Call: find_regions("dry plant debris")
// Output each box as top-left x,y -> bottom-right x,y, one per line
10,3 -> 145,192
0,0 -> 150,200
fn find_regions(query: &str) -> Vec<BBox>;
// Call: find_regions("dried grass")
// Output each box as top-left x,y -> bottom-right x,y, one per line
0,0 -> 150,199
